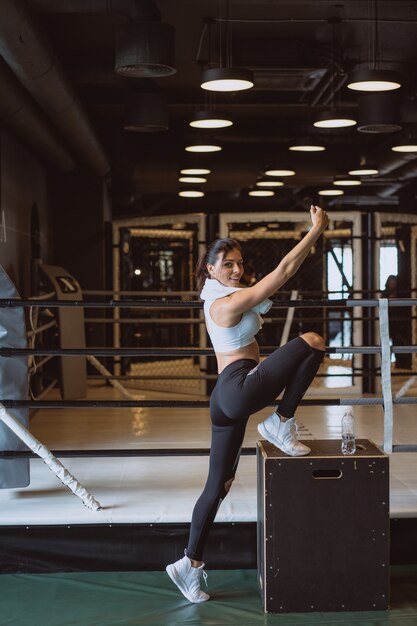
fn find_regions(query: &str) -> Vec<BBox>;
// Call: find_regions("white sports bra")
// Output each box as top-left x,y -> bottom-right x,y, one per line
200,278 -> 272,353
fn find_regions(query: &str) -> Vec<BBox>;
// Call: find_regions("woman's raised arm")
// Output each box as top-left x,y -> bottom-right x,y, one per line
218,206 -> 329,316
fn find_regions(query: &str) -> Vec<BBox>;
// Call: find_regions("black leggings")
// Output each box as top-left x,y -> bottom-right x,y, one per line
186,336 -> 324,561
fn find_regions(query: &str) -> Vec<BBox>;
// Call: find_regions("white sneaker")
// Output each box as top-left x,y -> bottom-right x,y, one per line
258,414 -> 311,456
166,552 -> 210,603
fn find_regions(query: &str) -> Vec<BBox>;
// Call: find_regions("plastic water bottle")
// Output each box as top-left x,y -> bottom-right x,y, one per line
341,409 -> 356,455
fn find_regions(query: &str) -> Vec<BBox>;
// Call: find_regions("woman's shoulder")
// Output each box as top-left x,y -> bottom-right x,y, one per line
200,277 -> 241,302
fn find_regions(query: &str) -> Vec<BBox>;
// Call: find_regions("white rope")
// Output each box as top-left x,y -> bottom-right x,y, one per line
0,403 -> 102,511
87,355 -> 136,400
395,375 -> 417,400
280,290 -> 298,347
379,298 -> 394,453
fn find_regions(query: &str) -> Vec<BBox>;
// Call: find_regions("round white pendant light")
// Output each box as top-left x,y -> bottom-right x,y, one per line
178,176 -> 207,183
189,110 -> 233,128
264,168 -> 295,177
180,168 -> 211,175
178,190 -> 205,198
318,189 -> 344,196
248,189 -> 275,197
348,167 -> 379,175
256,179 -> 284,187
313,109 -> 357,128
200,68 -> 254,92
333,178 -> 362,186
391,142 -> 417,153
185,144 -> 222,152
347,69 -> 401,92
289,141 -> 325,152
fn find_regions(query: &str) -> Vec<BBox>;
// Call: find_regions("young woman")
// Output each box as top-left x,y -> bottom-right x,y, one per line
166,205 -> 329,603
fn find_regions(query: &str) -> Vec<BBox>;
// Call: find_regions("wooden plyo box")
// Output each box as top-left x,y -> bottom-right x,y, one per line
257,439 -> 389,614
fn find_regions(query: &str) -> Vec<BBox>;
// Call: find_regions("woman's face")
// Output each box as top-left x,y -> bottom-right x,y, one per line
207,247 -> 244,287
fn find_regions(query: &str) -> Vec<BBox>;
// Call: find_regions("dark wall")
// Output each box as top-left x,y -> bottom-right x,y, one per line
48,170 -> 111,291
0,130 -> 50,295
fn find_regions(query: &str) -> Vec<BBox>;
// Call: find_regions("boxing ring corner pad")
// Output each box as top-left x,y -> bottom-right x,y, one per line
0,264 -> 30,488
378,298 -> 394,454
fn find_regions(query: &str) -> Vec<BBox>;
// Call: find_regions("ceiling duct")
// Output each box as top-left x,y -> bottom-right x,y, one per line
115,20 -> 176,77
378,159 -> 417,197
357,93 -> 402,134
124,92 -> 168,132
28,0 -> 173,80
0,0 -> 109,176
28,0 -> 161,20
0,56 -> 74,171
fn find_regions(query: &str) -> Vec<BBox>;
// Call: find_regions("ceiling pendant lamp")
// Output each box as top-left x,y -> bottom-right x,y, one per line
200,1 -> 253,92
180,167 -> 211,175
248,189 -> 275,197
289,140 -> 325,152
313,109 -> 356,128
348,166 -> 379,175
333,177 -> 362,187
391,142 -> 417,153
178,176 -> 207,183
185,143 -> 222,152
264,168 -> 296,177
347,1 -> 401,92
313,20 -> 356,129
256,179 -> 284,187
391,127 -> 417,152
190,109 -> 233,128
348,157 -> 379,176
318,189 -> 344,196
201,67 -> 254,92
178,189 -> 205,198
347,69 -> 401,92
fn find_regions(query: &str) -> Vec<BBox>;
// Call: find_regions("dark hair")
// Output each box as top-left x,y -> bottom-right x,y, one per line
195,238 -> 241,292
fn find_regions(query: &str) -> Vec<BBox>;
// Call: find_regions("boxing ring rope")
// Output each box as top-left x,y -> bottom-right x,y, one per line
1,297 -> 417,474
2,298 -> 417,308
1,346 -> 411,356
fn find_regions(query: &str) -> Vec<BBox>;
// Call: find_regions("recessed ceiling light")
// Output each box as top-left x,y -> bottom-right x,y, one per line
248,189 -> 275,197
189,110 -> 233,128
264,169 -> 295,177
185,144 -> 222,152
200,68 -> 254,92
180,168 -> 211,175
178,176 -> 207,183
178,190 -> 205,197
318,189 -> 344,196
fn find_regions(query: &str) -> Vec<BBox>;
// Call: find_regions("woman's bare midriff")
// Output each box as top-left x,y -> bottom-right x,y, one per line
216,340 -> 260,374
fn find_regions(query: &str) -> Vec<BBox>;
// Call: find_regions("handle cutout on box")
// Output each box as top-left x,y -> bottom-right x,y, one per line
312,469 -> 342,480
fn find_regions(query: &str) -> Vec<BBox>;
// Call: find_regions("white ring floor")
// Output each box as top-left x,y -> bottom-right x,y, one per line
1,383 -> 417,525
